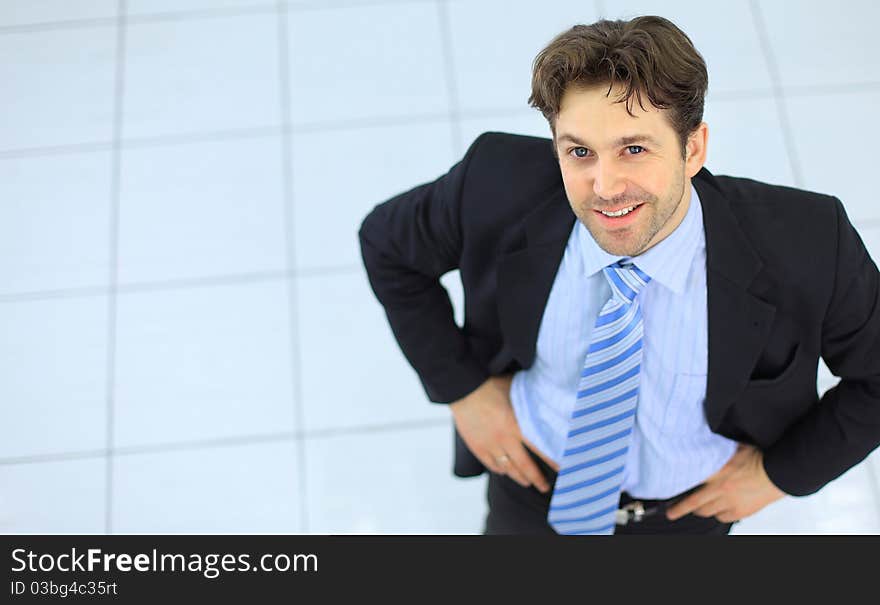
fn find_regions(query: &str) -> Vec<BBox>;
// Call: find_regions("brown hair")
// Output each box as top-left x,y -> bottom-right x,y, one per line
528,16 -> 708,158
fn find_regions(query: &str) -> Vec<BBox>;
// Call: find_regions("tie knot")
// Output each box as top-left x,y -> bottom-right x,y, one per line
602,260 -> 651,304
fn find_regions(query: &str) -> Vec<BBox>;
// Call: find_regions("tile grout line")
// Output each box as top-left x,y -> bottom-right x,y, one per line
0,3 -> 269,34
0,141 -> 115,160
0,265 -> 367,304
104,0 -> 128,536
0,418 -> 450,467
111,3 -> 277,26
0,0 -> 435,35
781,81 -> 880,97
0,285 -> 112,303
0,114 -> 447,161
117,270 -> 292,292
115,125 -> 281,150
3,211 -> 877,305
282,0 -> 436,12
0,16 -> 118,35
0,449 -> 110,467
4,81 -> 880,162
436,0 -> 462,155
749,0 -> 804,188
276,0 -> 310,534
305,417 -> 450,439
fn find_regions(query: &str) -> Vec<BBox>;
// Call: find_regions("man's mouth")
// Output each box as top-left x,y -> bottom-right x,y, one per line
594,203 -> 644,220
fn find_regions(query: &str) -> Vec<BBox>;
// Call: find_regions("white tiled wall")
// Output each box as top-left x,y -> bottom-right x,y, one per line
0,26 -> 116,151
118,135 -> 288,283
0,297 -> 109,459
1,0 -> 878,535
123,13 -> 282,139
112,440 -> 302,533
0,458 -> 107,533
0,1 -> 118,28
290,120 -> 456,270
305,425 -> 486,534
113,280 -> 297,448
0,151 -> 113,294
786,91 -> 880,224
296,271 -> 449,432
287,3 -> 450,125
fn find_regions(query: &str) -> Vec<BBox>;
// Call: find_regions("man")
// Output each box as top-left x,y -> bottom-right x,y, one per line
358,16 -> 880,534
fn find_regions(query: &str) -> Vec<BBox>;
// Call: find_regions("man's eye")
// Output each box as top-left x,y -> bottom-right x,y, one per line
627,145 -> 645,154
571,147 -> 590,158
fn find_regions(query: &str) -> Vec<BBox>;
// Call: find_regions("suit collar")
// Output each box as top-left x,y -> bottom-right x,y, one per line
494,183 -> 573,370
692,168 -> 764,288
521,184 -> 575,247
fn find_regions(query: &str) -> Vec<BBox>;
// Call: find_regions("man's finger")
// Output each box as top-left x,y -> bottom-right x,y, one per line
477,447 -> 506,475
505,442 -> 550,493
665,484 -> 721,521
715,509 -> 741,524
522,436 -> 561,472
503,462 -> 530,488
693,496 -> 728,518
484,458 -> 504,476
484,448 -> 529,487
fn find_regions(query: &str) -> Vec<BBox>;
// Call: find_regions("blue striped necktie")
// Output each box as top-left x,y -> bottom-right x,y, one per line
548,260 -> 651,535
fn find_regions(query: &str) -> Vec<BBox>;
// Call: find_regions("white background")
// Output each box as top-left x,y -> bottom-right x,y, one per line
1,0 -> 878,534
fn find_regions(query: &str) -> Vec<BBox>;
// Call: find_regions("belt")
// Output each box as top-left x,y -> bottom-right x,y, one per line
614,484 -> 704,526
523,446 -> 706,526
615,500 -> 664,525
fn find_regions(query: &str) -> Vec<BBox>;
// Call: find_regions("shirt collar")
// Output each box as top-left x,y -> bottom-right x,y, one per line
577,183 -> 705,295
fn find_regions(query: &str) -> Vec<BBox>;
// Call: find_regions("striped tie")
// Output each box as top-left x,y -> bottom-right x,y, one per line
548,260 -> 651,535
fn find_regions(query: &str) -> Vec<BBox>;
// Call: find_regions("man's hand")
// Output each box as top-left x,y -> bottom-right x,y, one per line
665,443 -> 787,523
449,375 -> 551,493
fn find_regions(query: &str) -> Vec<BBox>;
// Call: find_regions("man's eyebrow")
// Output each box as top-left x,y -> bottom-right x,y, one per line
556,133 -> 662,147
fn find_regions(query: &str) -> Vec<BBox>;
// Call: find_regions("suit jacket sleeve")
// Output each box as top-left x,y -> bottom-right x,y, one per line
358,133 -> 490,404
762,197 -> 880,496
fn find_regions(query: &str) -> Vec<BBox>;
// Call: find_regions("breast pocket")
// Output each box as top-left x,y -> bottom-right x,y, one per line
660,372 -> 709,436
747,342 -> 801,388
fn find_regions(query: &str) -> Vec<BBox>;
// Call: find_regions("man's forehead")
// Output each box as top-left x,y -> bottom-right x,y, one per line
556,88 -> 672,148
560,83 -> 661,111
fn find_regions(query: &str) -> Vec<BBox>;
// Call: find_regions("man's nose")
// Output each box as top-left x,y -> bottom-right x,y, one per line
592,160 -> 626,200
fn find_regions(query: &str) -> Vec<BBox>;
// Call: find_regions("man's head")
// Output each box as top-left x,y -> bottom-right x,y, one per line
528,16 -> 709,257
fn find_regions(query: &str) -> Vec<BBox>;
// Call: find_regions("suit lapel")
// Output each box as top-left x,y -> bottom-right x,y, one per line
694,169 -> 777,429
496,184 -> 575,369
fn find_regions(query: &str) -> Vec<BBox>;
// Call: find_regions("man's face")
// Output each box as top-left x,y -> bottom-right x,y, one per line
553,84 -> 706,257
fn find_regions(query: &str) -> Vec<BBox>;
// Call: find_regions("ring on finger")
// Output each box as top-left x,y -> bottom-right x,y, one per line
495,454 -> 510,466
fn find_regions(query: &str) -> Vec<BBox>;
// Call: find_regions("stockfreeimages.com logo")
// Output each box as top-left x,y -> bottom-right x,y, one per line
11,548 -> 318,579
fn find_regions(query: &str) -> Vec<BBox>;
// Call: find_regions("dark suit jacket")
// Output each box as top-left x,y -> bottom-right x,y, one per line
358,131 -> 880,497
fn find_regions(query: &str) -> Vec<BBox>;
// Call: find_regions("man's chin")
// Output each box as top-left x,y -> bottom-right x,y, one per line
597,240 -> 644,257
582,223 -> 645,257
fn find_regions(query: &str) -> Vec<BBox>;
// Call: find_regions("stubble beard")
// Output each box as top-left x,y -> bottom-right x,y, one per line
578,170 -> 686,257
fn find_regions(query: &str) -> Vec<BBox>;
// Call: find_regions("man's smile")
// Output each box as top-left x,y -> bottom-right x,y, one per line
593,202 -> 645,226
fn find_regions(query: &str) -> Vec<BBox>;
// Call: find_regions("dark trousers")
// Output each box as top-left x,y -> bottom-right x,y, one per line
484,446 -> 737,535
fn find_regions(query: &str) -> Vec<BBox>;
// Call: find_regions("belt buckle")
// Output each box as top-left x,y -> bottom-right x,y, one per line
615,500 -> 646,526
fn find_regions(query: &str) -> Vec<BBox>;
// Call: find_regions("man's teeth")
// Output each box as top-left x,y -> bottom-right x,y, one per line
600,205 -> 638,217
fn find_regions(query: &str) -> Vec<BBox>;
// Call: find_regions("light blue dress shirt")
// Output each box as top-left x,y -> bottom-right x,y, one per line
510,184 -> 739,499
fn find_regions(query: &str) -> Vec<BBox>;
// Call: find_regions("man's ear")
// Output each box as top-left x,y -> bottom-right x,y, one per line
685,122 -> 708,178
